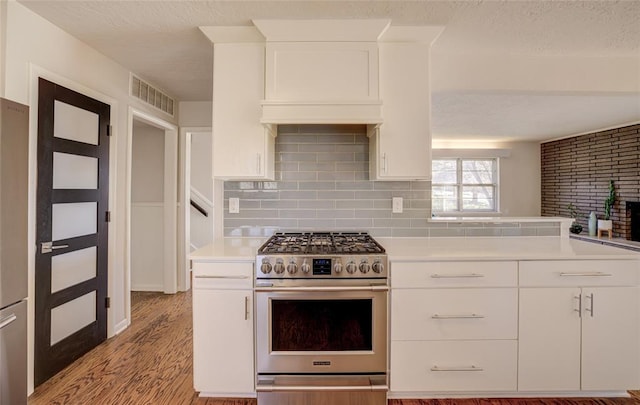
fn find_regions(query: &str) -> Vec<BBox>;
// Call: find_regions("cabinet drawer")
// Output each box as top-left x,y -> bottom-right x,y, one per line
390,340 -> 517,392
193,261 -> 253,289
391,288 -> 517,340
392,261 -> 517,288
519,260 -> 638,287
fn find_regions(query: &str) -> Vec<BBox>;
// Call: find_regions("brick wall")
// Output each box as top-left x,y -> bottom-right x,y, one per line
541,123 -> 640,238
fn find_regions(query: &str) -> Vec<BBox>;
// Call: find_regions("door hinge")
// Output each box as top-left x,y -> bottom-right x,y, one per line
105,297 -> 111,309
106,124 -> 112,136
105,211 -> 111,222
189,259 -> 193,270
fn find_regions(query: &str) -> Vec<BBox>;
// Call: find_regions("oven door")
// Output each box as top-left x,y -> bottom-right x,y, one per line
255,285 -> 388,375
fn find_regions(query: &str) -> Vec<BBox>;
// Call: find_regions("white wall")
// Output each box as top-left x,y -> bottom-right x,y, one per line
0,1 -> 7,97
178,101 -> 212,127
498,141 -> 541,216
131,122 -> 165,291
189,131 -> 214,250
178,101 -> 215,247
2,1 -> 178,393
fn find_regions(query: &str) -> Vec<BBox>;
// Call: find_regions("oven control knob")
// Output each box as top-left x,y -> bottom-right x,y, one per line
346,261 -> 357,274
359,260 -> 371,273
260,259 -> 273,274
333,261 -> 343,273
287,261 -> 298,274
301,261 -> 311,273
372,260 -> 384,273
273,259 -> 285,274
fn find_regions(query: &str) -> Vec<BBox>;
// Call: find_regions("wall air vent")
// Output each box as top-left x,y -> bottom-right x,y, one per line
130,74 -> 175,116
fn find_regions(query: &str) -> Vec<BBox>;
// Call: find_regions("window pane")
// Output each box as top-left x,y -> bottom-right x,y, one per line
462,159 -> 495,184
432,159 -> 457,184
432,185 -> 458,212
462,186 -> 495,210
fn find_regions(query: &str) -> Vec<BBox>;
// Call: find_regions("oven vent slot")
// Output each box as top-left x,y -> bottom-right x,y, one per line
130,74 -> 175,116
313,361 -> 332,367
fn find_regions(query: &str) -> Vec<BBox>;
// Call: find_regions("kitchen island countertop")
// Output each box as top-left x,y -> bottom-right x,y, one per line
190,236 -> 640,262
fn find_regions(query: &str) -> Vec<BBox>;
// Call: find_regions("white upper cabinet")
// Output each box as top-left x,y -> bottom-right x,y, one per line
210,41 -> 275,180
370,28 -> 441,181
200,22 -> 444,180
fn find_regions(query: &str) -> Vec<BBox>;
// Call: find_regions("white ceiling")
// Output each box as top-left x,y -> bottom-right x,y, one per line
17,0 -> 640,142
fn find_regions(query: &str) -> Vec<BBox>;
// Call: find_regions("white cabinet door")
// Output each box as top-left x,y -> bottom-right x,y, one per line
519,286 -> 640,392
212,42 -> 274,180
193,288 -> 254,395
581,287 -> 640,391
518,288 -> 581,391
371,43 -> 431,180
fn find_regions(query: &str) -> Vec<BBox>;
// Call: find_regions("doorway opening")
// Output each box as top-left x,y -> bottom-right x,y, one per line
126,109 -> 179,325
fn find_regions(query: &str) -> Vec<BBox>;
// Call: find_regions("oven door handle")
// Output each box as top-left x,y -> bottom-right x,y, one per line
254,286 -> 389,292
257,378 -> 388,392
257,384 -> 389,392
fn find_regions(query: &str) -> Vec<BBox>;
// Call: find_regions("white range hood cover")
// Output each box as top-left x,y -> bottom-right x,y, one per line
200,21 -> 444,127
254,19 -> 391,126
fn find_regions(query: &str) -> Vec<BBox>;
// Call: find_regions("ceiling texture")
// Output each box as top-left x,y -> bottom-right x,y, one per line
16,0 -> 640,142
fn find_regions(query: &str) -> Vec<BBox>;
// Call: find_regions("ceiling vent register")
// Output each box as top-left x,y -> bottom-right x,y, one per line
130,74 -> 175,116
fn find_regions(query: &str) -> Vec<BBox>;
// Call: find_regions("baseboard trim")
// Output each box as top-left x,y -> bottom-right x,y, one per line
131,285 -> 163,292
388,391 -> 631,399
113,318 -> 129,336
198,392 -> 257,398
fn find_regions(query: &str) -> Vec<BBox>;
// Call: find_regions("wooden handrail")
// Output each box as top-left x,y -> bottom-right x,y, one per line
190,199 -> 208,217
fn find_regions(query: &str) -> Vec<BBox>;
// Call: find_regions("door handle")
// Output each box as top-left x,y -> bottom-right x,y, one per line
41,241 -> 69,254
585,293 -> 594,317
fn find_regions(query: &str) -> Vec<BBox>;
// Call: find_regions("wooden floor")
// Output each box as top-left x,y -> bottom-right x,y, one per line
28,290 -> 640,405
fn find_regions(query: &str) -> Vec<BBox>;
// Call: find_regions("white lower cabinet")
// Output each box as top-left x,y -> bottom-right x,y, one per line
192,262 -> 254,397
519,286 -> 639,391
391,340 -> 518,392
518,260 -> 640,393
390,259 -> 640,397
390,261 -> 518,394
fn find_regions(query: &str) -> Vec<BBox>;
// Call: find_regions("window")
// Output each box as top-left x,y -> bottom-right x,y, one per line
432,158 -> 498,214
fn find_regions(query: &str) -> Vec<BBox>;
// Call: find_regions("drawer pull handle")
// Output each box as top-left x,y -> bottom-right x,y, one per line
430,273 -> 484,279
559,272 -> 612,277
431,365 -> 483,372
431,314 -> 485,319
194,275 -> 250,279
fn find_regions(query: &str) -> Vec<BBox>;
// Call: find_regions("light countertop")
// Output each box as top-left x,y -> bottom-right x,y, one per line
190,236 -> 640,262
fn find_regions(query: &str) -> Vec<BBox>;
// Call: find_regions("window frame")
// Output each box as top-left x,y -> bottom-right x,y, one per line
431,157 -> 500,215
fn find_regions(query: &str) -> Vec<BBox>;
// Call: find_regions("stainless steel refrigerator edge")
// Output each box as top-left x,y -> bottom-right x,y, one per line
0,98 -> 29,405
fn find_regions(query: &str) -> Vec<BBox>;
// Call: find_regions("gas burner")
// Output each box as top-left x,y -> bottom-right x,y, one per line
258,232 -> 385,255
256,232 -> 387,281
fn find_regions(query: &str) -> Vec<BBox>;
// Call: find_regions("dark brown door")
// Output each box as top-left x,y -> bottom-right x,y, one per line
34,78 -> 110,386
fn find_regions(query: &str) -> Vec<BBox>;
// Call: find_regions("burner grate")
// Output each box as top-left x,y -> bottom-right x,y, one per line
258,232 -> 385,255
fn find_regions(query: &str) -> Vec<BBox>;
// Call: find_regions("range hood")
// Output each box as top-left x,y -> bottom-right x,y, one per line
200,20 -> 443,128
254,19 -> 390,127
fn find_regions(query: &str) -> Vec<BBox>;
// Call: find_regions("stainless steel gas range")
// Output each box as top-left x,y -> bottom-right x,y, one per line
254,232 -> 389,405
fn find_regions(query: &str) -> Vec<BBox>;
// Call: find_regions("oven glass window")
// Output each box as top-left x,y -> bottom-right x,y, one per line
271,299 -> 373,351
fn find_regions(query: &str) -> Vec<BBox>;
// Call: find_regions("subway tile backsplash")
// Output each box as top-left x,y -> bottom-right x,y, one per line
223,125 -> 560,237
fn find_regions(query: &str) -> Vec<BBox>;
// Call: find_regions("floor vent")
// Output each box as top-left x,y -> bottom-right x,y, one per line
130,74 -> 175,116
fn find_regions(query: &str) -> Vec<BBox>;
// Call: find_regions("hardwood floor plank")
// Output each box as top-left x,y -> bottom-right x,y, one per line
28,290 -> 640,405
